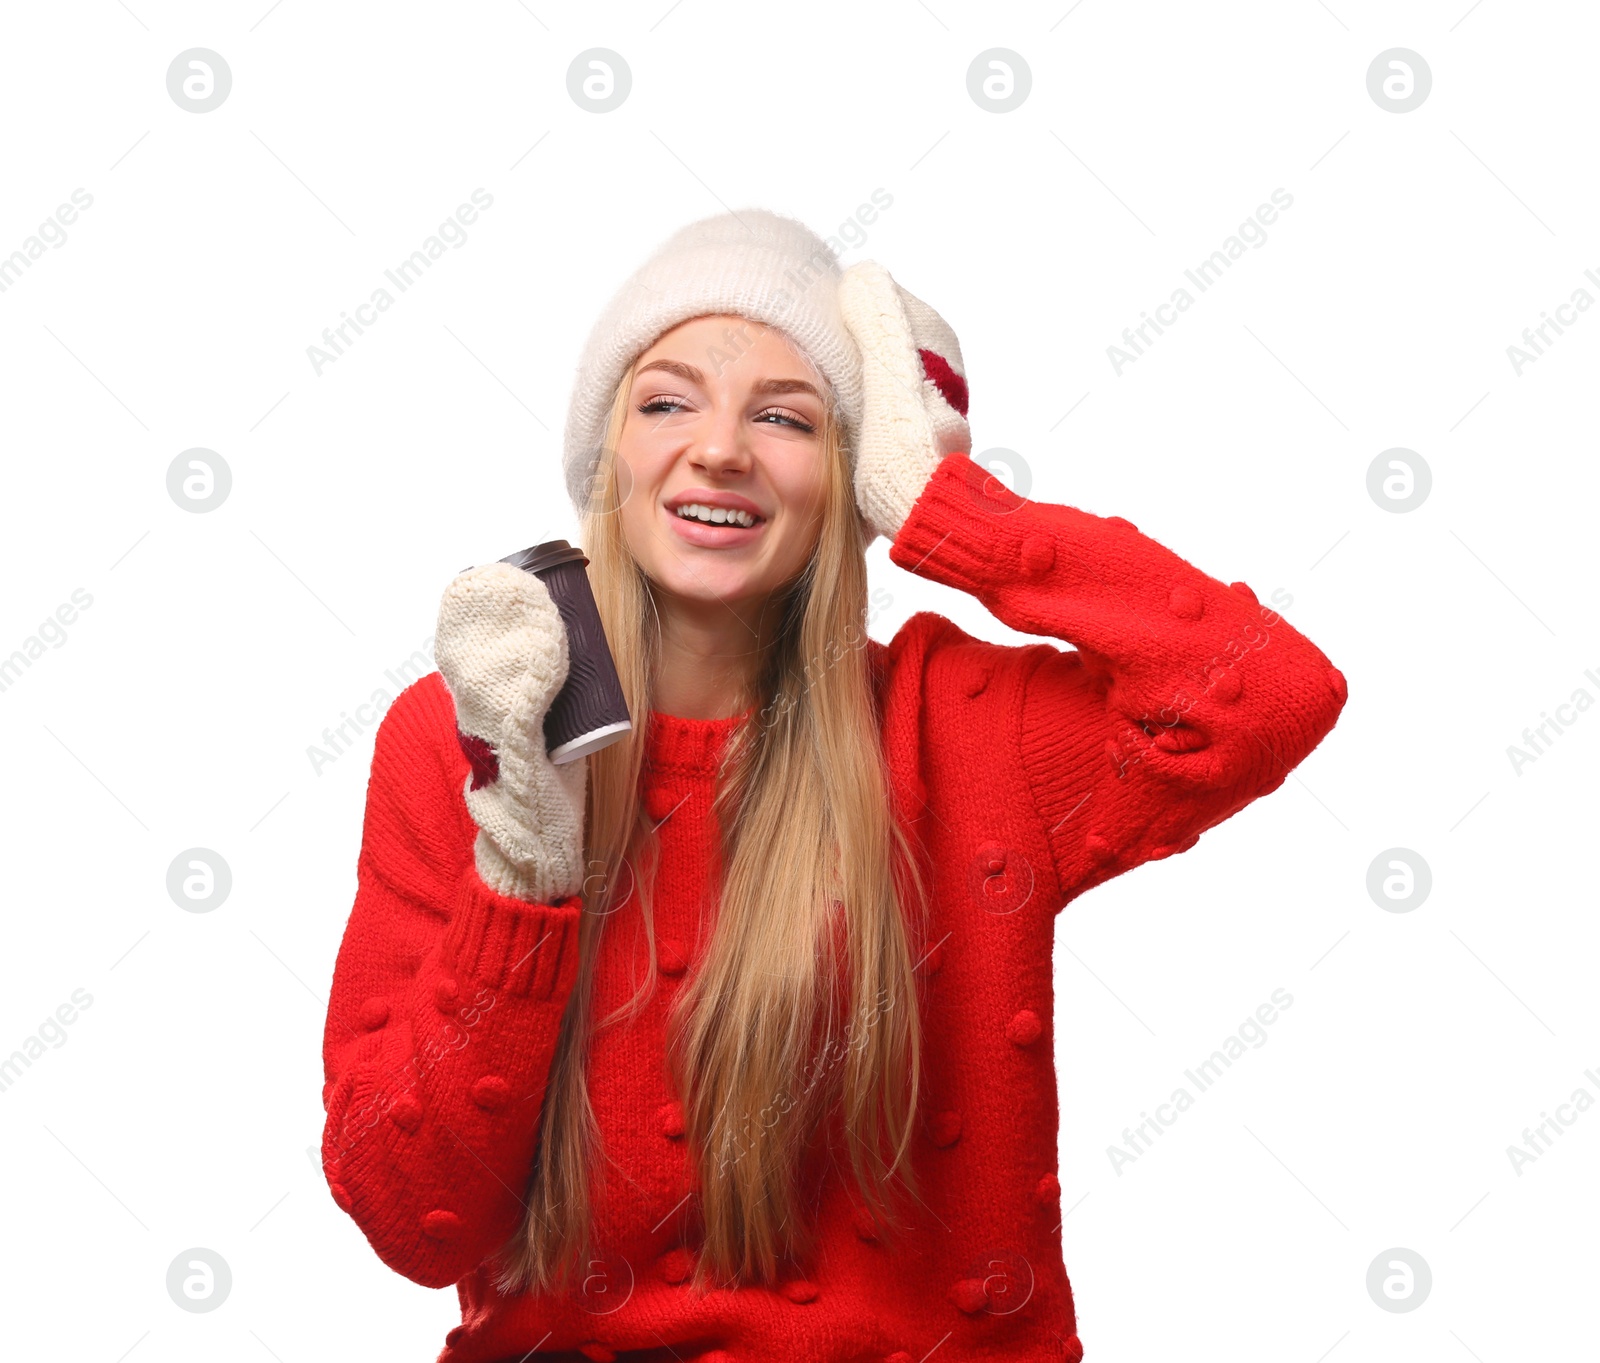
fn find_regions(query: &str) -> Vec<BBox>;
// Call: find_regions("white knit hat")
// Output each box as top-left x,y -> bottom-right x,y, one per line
561,207 -> 866,516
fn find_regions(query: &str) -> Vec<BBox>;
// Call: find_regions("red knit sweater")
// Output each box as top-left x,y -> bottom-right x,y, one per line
321,452 -> 1347,1363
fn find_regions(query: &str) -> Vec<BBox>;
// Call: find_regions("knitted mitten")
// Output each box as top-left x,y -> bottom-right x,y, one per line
434,562 -> 588,904
837,259 -> 972,545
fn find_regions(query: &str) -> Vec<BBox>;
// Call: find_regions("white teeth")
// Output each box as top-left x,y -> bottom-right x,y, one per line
675,503 -> 758,527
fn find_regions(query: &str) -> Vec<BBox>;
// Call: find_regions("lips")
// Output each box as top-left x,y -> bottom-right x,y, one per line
664,501 -> 768,546
666,492 -> 765,519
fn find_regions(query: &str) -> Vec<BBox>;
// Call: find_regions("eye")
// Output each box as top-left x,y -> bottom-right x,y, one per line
637,396 -> 689,416
755,406 -> 816,432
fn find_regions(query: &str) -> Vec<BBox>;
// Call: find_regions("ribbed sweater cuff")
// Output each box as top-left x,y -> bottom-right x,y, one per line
439,868 -> 583,1002
888,451 -> 1029,588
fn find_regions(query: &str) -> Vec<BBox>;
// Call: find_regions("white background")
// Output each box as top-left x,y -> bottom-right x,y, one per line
0,1 -> 1593,1359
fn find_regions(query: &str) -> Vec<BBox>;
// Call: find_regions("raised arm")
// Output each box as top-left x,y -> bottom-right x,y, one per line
321,564 -> 590,1287
888,450 -> 1347,905
838,258 -> 1347,909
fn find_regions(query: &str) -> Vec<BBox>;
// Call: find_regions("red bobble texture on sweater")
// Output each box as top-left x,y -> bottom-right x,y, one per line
320,451 -> 1347,1362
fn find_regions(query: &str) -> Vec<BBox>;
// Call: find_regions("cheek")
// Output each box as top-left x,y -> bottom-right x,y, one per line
772,474 -> 828,558
606,452 -> 652,553
613,446 -> 661,518
620,481 -> 660,557
770,447 -> 828,512
792,474 -> 830,527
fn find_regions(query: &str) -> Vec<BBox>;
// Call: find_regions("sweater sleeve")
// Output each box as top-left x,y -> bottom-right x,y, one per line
888,452 -> 1349,908
320,674 -> 584,1289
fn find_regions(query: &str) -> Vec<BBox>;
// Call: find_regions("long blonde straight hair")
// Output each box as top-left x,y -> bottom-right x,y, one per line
487,351 -> 933,1297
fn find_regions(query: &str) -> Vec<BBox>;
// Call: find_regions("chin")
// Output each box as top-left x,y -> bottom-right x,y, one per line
648,560 -> 736,592
658,565 -> 773,608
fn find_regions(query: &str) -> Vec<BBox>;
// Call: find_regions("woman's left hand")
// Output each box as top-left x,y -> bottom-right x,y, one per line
837,259 -> 972,546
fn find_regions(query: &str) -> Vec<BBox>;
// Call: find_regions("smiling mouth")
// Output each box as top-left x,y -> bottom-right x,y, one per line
664,502 -> 768,546
671,503 -> 765,528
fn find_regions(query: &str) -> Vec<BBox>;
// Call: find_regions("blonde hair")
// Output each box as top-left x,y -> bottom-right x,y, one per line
487,351 -> 933,1296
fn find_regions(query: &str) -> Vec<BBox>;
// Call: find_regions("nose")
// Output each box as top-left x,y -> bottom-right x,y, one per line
689,393 -> 751,480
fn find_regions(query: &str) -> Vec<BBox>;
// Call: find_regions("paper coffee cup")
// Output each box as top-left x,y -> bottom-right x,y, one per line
497,540 -> 633,764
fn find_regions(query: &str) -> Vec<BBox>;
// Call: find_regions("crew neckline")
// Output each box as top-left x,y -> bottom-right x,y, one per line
643,702 -> 759,776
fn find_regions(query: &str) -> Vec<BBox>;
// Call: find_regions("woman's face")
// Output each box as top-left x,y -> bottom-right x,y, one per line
614,313 -> 831,612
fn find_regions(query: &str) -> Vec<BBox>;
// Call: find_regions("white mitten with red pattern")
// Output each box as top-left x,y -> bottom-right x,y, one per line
837,259 -> 972,546
434,562 -> 588,904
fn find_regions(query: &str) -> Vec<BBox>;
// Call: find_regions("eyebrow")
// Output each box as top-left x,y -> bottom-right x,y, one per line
634,358 -> 822,400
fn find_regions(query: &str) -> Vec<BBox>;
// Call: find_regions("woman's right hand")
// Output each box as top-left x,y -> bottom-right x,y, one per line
434,561 -> 588,904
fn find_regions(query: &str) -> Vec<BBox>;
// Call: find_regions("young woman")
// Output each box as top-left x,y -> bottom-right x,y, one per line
320,209 -> 1348,1363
